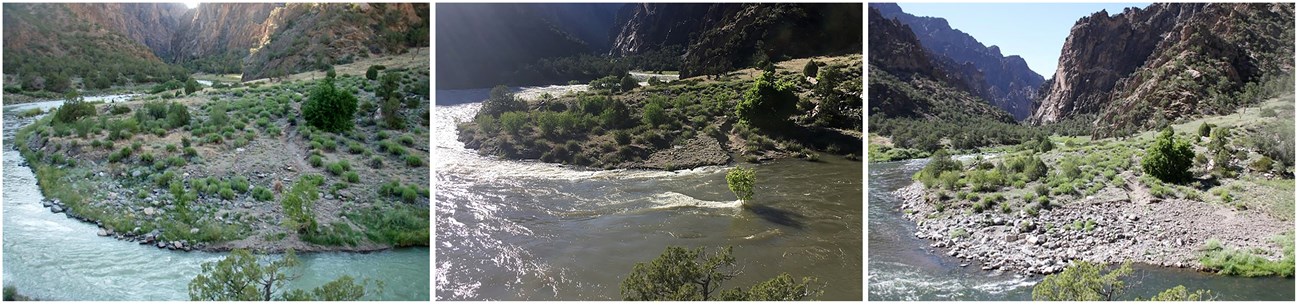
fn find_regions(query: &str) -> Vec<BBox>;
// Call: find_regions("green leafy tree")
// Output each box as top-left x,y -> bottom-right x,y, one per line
1198,122 -> 1212,137
726,167 -> 756,204
620,74 -> 640,92
803,60 -> 819,78
378,71 -> 401,101
189,249 -> 381,301
735,71 -> 798,128
480,85 -> 525,117
642,101 -> 667,127
1032,261 -> 1133,301
188,249 -> 301,301
621,246 -> 822,301
1145,285 -> 1214,301
1208,127 -> 1233,177
365,65 -> 386,81
1141,126 -> 1194,182
53,91 -> 96,124
184,78 -> 201,95
381,96 -> 405,130
302,77 -> 358,132
280,175 -> 322,234
282,275 -> 382,301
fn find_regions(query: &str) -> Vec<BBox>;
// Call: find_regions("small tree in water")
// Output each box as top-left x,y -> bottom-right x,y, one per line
1033,261 -> 1213,301
189,249 -> 380,301
726,167 -> 755,204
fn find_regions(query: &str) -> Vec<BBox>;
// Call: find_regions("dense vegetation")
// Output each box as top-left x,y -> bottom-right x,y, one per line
13,54 -> 430,250
459,56 -> 863,169
1031,262 -> 1213,301
621,246 -> 822,301
188,249 -> 380,301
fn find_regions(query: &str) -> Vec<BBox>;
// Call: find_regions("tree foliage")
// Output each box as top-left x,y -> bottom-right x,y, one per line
726,167 -> 756,204
621,246 -> 822,301
1141,126 -> 1194,183
480,85 -> 525,117
1032,261 -> 1133,301
366,65 -> 386,81
735,71 -> 798,128
803,60 -> 819,78
188,249 -> 301,301
53,91 -> 96,124
302,77 -> 358,132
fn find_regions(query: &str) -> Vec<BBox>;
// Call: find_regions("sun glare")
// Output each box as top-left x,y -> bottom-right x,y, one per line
182,1 -> 199,9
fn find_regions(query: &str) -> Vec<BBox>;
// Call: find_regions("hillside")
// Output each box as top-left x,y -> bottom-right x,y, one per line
2,3 -> 429,95
869,3 -> 1044,121
13,50 -> 430,252
866,7 -> 1036,159
1031,3 -> 1294,137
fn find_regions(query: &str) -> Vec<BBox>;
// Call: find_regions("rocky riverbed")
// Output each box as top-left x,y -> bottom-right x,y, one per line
894,178 -> 1292,276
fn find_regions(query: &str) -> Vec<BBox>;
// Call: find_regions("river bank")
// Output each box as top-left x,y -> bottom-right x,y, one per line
454,55 -> 864,171
6,53 -> 431,253
868,159 -> 1295,301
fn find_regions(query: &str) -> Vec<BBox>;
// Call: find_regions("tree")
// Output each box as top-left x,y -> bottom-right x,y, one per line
620,74 -> 639,92
1033,261 -> 1216,301
735,71 -> 798,129
188,249 -> 301,301
189,249 -> 381,301
803,60 -> 819,78
479,85 -> 525,117
726,167 -> 755,204
365,65 -> 386,81
45,72 -> 71,93
621,246 -> 822,301
378,71 -> 401,101
1146,285 -> 1214,301
302,77 -> 358,132
1141,126 -> 1194,182
381,96 -> 405,130
282,275 -> 382,301
1208,127 -> 1233,177
1198,122 -> 1212,137
184,78 -> 201,95
53,91 -> 96,124
642,101 -> 667,127
1032,261 -> 1133,301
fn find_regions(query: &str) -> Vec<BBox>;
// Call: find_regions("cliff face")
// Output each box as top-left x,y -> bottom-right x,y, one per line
867,7 -> 1013,123
435,3 -> 598,89
171,3 -> 278,63
240,3 -> 429,81
611,3 -> 861,78
1030,3 -> 1293,135
63,3 -> 189,59
870,3 -> 1044,121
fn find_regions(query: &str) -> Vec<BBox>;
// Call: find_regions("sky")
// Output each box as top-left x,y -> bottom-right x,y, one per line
897,2 -> 1150,78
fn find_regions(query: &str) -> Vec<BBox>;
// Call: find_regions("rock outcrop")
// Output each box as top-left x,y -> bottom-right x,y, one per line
240,3 -> 429,81
170,3 -> 279,66
611,3 -> 862,78
870,3 -> 1045,121
1030,3 -> 1294,137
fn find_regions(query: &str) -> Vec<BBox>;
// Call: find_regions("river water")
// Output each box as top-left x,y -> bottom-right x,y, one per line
434,88 -> 863,300
867,159 -> 1295,301
2,96 -> 429,301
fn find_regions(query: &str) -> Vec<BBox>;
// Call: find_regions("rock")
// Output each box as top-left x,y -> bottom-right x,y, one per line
144,207 -> 156,216
172,241 -> 183,249
1004,234 -> 1019,242
157,241 -> 167,248
190,228 -> 200,235
97,229 -> 110,236
51,205 -> 64,213
42,200 -> 52,207
132,170 -> 142,177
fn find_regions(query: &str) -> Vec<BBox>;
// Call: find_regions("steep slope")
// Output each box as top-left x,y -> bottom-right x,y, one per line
2,3 -> 187,92
170,3 -> 279,74
63,3 -> 189,59
240,3 -> 428,81
607,3 -> 715,56
435,3 -> 606,89
1031,3 -> 1294,138
870,3 -> 1045,121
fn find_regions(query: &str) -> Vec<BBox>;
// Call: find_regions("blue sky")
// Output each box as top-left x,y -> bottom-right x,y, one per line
896,2 -> 1150,78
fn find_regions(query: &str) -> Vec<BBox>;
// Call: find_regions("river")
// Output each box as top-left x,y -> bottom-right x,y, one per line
2,96 -> 429,301
434,87 -> 863,300
867,159 -> 1295,300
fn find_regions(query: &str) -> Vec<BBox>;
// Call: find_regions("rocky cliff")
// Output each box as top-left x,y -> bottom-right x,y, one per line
170,3 -> 278,73
240,3 -> 428,81
1030,3 -> 1293,136
870,3 -> 1045,121
611,3 -> 861,78
435,3 -> 604,89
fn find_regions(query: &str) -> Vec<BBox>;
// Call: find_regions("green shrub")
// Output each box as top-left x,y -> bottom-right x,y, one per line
344,171 -> 360,183
252,186 -> 274,202
642,99 -> 668,127
405,155 -> 424,167
1142,127 -> 1194,182
309,155 -> 323,167
231,176 -> 250,193
803,60 -> 819,78
218,187 -> 236,200
302,77 -> 358,132
499,112 -> 528,135
734,71 -> 797,128
369,156 -> 384,169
